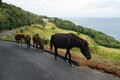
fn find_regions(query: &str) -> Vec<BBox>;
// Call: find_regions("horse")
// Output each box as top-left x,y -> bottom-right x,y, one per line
15,34 -> 25,45
23,35 -> 31,48
50,33 -> 91,66
32,34 -> 44,51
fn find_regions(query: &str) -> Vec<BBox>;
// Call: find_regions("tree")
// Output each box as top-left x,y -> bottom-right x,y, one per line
0,0 -> 2,4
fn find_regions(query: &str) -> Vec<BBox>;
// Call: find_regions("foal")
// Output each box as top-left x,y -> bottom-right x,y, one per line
24,35 -> 31,48
15,34 -> 24,45
32,34 -> 44,51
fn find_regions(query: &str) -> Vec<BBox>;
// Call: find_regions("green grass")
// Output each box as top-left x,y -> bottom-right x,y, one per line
1,22 -> 120,69
0,35 -> 15,41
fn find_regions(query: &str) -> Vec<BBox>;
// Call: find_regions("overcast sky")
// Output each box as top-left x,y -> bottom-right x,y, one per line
3,0 -> 120,17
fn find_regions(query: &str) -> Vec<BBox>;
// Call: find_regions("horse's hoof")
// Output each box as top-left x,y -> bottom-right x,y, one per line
65,60 -> 66,62
65,60 -> 68,62
70,64 -> 73,67
55,58 -> 57,60
42,50 -> 44,52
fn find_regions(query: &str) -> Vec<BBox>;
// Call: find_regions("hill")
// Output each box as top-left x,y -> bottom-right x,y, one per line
0,2 -> 120,66
0,2 -> 120,49
0,2 -> 120,77
48,17 -> 120,48
0,2 -> 44,30
1,22 -> 120,67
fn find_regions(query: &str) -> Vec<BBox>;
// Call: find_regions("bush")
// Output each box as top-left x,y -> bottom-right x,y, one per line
0,2 -> 45,31
51,27 -> 56,30
48,17 -> 120,48
42,37 -> 49,45
77,32 -> 80,35
20,29 -> 24,33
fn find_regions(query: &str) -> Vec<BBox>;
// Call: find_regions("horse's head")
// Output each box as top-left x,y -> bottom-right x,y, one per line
21,34 -> 25,39
22,35 -> 26,41
80,42 -> 91,60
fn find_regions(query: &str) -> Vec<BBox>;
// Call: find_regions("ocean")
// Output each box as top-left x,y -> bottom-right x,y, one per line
60,17 -> 120,41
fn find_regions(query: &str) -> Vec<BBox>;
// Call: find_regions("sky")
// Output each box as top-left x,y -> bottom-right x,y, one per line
3,0 -> 120,17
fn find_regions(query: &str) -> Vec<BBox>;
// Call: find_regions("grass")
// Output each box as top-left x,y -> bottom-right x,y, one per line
1,22 -> 120,69
0,35 -> 15,41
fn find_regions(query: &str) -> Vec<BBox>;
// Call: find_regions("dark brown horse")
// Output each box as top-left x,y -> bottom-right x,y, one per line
15,34 -> 24,45
32,34 -> 44,51
50,33 -> 91,66
24,35 -> 31,48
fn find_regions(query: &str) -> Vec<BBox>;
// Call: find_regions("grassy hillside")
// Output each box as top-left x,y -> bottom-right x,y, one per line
49,17 -> 120,48
1,2 -> 120,49
1,22 -> 120,69
0,2 -> 44,31
0,2 -> 120,72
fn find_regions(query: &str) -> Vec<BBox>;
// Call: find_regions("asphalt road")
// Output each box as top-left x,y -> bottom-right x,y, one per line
0,41 -> 119,80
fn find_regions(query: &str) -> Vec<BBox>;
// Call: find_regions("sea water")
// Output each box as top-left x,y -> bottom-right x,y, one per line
60,17 -> 120,41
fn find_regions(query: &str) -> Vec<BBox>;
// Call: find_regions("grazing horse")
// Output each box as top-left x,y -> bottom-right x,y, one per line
32,34 -> 44,51
50,33 -> 91,66
15,34 -> 24,45
24,35 -> 31,48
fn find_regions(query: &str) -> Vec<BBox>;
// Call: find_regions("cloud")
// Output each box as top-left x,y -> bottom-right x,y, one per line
3,0 -> 120,17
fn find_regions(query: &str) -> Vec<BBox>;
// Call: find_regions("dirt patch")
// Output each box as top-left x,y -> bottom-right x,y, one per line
45,46 -> 120,78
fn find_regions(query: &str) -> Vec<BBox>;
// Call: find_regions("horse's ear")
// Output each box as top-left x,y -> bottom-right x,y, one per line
87,42 -> 89,45
84,42 -> 89,46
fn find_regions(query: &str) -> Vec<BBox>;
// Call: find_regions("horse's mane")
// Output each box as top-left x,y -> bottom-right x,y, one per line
70,33 -> 88,45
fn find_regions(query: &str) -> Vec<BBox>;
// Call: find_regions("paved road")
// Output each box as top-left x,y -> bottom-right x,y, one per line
0,41 -> 119,80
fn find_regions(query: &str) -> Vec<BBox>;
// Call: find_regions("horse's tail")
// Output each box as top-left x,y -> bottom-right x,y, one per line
50,35 -> 55,51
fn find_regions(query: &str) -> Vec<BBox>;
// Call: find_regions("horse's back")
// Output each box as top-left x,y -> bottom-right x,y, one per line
32,34 -> 38,42
26,35 -> 31,41
15,34 -> 23,40
32,34 -> 43,44
53,33 -> 72,48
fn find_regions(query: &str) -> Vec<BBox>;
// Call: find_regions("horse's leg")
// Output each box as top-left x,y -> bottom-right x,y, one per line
29,41 -> 30,48
36,43 -> 38,50
54,47 -> 58,60
17,40 -> 19,45
26,41 -> 29,48
65,50 -> 69,62
33,42 -> 35,48
19,39 -> 21,46
16,40 -> 17,44
68,50 -> 72,66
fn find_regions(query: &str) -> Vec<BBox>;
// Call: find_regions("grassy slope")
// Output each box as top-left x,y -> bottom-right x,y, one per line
1,22 -> 120,69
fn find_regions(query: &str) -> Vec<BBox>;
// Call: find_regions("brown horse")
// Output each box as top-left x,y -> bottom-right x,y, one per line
24,35 -> 31,48
50,33 -> 91,66
15,34 -> 24,45
32,34 -> 44,51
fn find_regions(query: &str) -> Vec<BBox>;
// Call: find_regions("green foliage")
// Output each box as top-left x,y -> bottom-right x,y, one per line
19,27 -> 28,33
51,27 -> 56,30
0,35 -> 15,41
0,0 -> 2,4
0,2 -> 45,31
49,18 -> 76,31
42,37 -> 49,45
20,29 -> 24,33
77,32 -> 80,35
49,17 -> 120,48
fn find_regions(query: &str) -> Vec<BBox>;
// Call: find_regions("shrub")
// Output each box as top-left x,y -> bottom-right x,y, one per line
77,32 -> 80,35
42,37 -> 49,45
20,29 -> 24,33
51,27 -> 56,30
